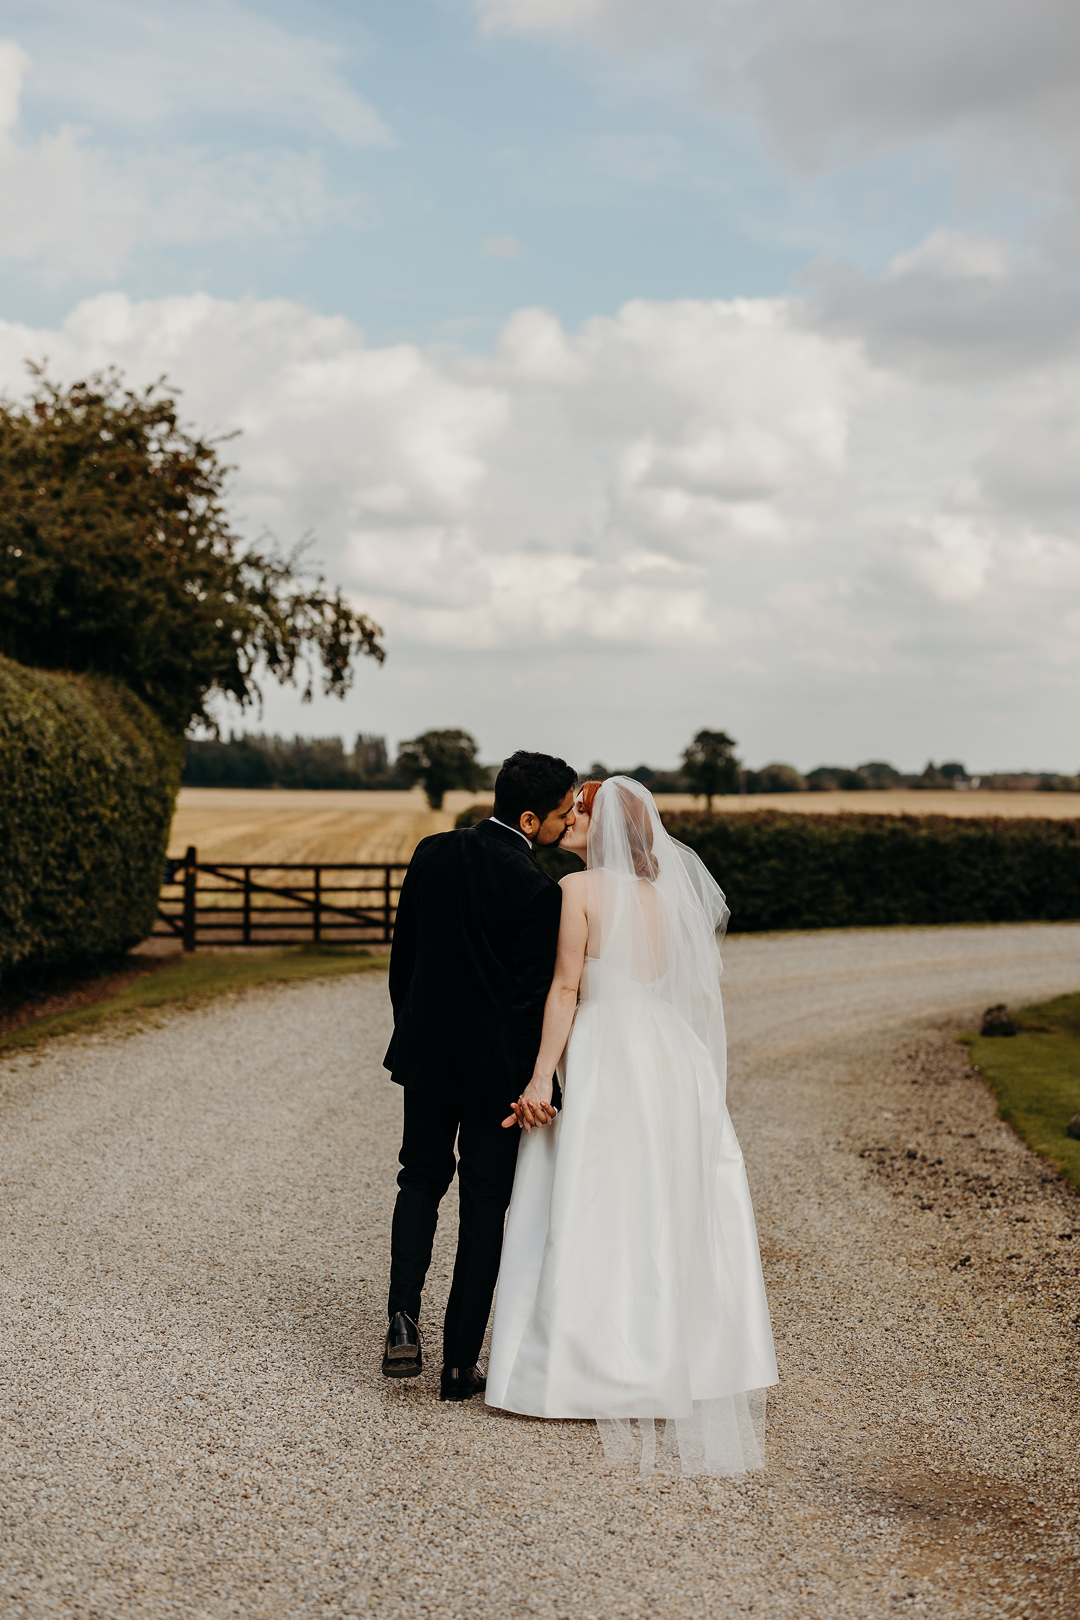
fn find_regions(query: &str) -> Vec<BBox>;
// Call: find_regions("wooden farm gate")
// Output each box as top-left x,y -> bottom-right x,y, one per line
153,848 -> 409,950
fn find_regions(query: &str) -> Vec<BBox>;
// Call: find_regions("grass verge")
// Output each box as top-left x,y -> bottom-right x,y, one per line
0,948 -> 388,1058
962,991 -> 1080,1191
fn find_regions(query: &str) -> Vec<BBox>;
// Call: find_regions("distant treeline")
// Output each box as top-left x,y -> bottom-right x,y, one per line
182,731 -> 498,796
182,733 -> 403,790
587,759 -> 1080,794
183,733 -> 1080,795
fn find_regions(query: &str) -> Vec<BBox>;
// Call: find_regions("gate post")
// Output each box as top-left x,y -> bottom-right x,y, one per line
242,866 -> 252,945
183,846 -> 197,953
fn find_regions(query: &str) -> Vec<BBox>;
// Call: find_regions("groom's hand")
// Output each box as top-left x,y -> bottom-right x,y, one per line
501,1093 -> 557,1131
501,1099 -> 542,1130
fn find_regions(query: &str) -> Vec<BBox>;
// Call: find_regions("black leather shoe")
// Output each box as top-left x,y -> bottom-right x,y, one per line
439,1364 -> 486,1402
382,1312 -> 422,1378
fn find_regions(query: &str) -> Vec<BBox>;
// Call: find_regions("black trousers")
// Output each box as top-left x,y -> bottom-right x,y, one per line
387,1088 -> 521,1368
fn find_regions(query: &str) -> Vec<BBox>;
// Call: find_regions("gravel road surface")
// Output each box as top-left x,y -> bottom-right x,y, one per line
2,924 -> 1079,1620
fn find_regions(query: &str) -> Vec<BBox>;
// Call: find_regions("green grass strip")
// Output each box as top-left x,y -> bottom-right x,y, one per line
0,947 -> 389,1058
961,991 -> 1080,1191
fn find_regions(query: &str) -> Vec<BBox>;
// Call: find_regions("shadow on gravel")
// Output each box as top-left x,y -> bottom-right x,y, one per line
0,950 -> 170,1040
853,1469 -> 1080,1617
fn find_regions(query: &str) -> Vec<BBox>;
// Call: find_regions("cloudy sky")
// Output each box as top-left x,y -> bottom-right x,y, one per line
1,0 -> 1079,772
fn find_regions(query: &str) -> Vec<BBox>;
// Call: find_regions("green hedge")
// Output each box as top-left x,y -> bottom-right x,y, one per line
662,810 -> 1080,932
0,656 -> 183,980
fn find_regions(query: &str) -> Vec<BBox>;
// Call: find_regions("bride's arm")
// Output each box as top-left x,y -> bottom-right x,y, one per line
502,874 -> 588,1131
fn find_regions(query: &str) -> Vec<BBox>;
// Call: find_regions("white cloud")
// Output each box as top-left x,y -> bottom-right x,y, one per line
0,289 -> 853,651
14,3 -> 391,145
805,229 -> 1080,381
0,138 -> 361,281
0,19 -> 386,278
475,0 -> 1080,191
887,231 -> 1013,284
0,38 -> 28,135
725,0 -> 1080,193
474,0 -> 1080,436
476,0 -> 612,33
480,1 -> 1080,435
476,0 -> 708,50
907,515 -> 994,603
1,284 -> 1076,697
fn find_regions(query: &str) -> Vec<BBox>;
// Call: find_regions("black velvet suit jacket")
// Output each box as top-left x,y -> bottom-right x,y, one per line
383,818 -> 563,1120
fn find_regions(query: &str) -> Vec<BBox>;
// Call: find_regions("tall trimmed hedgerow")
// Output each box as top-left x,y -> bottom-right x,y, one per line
0,656 -> 183,979
0,367 -> 386,978
663,810 -> 1080,932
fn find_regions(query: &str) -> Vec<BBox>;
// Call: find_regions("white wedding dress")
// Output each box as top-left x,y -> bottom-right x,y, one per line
485,777 -> 777,1477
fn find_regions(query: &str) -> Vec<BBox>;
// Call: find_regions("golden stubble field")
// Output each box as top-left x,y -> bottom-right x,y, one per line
170,787 -> 1080,867
169,789 -> 467,866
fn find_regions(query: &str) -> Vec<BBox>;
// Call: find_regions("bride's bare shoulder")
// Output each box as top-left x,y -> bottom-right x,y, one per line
558,870 -> 588,904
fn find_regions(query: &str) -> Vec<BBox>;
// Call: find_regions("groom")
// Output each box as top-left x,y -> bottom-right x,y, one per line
381,749 -> 577,1400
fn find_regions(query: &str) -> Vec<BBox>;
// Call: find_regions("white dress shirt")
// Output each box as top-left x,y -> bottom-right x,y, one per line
489,814 -> 533,849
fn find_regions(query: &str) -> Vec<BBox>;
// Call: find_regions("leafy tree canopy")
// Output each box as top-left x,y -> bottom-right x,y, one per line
681,728 -> 741,809
396,728 -> 486,810
857,760 -> 904,785
0,368 -> 384,732
806,765 -> 868,791
746,762 -> 807,794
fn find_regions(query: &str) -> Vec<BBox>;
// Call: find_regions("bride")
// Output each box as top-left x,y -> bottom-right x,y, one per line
485,775 -> 777,1477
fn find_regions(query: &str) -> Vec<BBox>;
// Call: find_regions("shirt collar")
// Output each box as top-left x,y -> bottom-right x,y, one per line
489,814 -> 534,849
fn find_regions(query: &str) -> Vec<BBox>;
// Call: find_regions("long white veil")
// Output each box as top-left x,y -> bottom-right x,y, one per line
579,777 -> 772,1477
584,775 -> 730,1097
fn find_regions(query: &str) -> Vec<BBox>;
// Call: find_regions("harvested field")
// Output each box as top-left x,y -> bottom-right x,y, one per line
169,787 -> 1080,868
168,788 -> 467,866
686,789 -> 1080,819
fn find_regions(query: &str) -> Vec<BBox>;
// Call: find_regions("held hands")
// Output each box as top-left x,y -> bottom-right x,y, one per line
501,1075 -> 557,1132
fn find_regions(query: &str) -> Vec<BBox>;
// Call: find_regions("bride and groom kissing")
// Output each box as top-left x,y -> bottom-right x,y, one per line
381,750 -> 777,1476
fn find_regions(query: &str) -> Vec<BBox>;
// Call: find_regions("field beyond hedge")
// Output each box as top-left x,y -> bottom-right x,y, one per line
169,786 -> 1080,867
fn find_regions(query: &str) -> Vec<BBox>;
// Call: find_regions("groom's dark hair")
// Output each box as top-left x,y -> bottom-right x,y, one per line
494,751 -> 576,826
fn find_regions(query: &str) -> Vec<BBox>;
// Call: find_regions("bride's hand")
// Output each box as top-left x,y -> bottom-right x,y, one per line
500,1075 -> 557,1131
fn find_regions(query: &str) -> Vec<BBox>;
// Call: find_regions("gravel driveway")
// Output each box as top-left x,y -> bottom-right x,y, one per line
2,924 -> 1079,1620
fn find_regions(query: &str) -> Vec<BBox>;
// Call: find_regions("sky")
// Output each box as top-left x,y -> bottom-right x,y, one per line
1,0 -> 1079,772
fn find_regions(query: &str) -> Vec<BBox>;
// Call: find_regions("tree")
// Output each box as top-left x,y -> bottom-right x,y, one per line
857,761 -> 903,786
181,730 -> 402,789
0,368 -> 384,733
806,766 -> 868,791
396,728 -> 486,809
681,729 -> 740,810
354,733 -> 394,785
181,733 -> 276,788
745,762 -> 806,793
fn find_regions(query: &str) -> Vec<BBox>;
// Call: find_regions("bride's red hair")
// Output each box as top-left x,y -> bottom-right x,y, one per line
577,778 -> 658,880
577,779 -> 603,816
